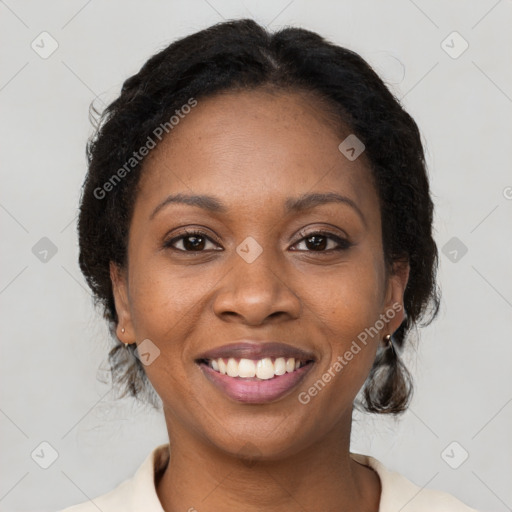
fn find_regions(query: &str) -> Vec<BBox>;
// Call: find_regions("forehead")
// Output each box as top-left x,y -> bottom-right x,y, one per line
137,88 -> 377,214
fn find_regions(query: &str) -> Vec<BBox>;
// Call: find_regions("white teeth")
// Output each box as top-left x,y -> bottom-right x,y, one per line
226,358 -> 239,377
274,357 -> 286,375
256,358 -> 274,380
238,358 -> 256,378
206,356 -> 309,379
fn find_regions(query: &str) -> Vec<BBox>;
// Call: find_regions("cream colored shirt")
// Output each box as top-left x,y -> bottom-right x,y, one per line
58,443 -> 478,511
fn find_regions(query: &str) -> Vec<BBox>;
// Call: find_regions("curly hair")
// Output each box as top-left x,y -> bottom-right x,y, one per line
78,18 -> 440,415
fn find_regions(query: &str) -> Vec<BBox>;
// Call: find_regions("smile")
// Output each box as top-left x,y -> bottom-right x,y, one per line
197,357 -> 315,404
194,340 -> 317,403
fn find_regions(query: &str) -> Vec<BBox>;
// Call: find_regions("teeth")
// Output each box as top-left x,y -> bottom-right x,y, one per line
226,358 -> 239,378
274,357 -> 286,375
238,358 -> 256,378
206,356 -> 308,379
256,358 -> 274,380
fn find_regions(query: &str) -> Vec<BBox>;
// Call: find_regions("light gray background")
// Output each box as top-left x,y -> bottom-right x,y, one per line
1,1 -> 511,511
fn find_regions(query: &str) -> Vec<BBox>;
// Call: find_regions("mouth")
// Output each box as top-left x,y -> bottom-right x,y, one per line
194,341 -> 316,404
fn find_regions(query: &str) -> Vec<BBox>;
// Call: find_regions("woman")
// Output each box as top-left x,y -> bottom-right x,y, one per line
60,18 -> 477,512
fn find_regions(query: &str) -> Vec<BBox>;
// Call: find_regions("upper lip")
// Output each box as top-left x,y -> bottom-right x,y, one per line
195,340 -> 317,362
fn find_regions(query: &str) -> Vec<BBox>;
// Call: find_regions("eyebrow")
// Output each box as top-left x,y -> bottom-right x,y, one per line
150,192 -> 366,226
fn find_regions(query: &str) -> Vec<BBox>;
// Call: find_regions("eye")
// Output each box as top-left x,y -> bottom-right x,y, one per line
163,229 -> 220,252
292,230 -> 352,252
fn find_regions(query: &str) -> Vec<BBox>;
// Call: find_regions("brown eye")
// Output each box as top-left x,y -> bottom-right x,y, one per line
293,230 -> 352,252
164,230 -> 219,252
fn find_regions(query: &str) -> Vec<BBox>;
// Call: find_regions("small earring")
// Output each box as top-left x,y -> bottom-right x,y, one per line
383,334 -> 396,355
120,327 -> 128,349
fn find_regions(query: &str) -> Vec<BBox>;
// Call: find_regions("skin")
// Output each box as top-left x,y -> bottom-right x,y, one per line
111,88 -> 409,512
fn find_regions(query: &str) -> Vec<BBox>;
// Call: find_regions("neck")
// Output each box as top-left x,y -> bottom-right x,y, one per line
155,412 -> 380,512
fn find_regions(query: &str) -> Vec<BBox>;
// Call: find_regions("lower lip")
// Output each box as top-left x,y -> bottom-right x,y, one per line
198,362 -> 314,404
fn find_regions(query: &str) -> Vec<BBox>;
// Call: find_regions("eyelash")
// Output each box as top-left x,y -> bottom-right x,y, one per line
163,228 -> 352,253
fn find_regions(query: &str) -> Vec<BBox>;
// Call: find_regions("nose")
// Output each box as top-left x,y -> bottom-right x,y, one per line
212,247 -> 301,326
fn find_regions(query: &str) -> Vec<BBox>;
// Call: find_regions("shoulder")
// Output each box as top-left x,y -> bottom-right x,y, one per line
56,478 -> 133,512
350,453 -> 479,512
55,444 -> 170,512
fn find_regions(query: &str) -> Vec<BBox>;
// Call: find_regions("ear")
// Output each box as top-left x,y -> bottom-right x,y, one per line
382,259 -> 410,336
110,261 -> 135,343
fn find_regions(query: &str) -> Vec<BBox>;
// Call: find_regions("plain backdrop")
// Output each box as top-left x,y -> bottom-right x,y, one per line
1,1 -> 511,511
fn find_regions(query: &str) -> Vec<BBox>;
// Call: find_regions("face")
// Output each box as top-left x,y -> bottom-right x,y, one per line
111,88 -> 409,459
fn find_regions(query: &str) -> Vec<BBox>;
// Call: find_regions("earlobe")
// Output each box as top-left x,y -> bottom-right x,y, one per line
110,261 -> 134,342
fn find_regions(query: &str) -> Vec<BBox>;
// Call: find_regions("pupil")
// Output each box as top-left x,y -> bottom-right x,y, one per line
185,235 -> 205,251
306,235 -> 326,251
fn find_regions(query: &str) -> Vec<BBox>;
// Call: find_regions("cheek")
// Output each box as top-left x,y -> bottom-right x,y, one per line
127,254 -> 206,333
301,254 -> 385,392
309,255 -> 385,339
